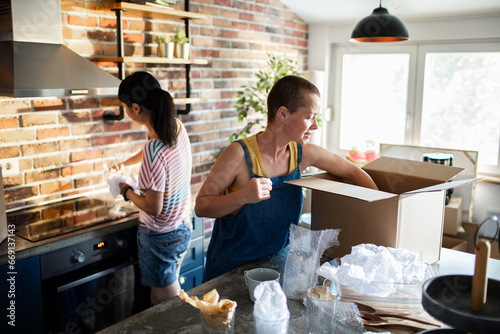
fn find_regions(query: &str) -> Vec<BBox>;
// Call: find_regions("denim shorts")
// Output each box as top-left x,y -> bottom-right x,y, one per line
137,223 -> 192,287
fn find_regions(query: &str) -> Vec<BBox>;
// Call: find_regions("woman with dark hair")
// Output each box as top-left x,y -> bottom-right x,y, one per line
117,71 -> 192,305
195,75 -> 378,281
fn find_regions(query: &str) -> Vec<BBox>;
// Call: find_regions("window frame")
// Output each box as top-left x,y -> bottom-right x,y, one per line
326,39 -> 500,176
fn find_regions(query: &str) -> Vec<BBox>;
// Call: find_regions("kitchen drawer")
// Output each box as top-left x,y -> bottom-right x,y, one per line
179,265 -> 203,291
180,236 -> 204,273
191,213 -> 204,239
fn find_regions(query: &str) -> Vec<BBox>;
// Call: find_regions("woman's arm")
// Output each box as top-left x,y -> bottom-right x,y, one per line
109,151 -> 143,173
302,144 -> 378,190
195,143 -> 272,218
120,183 -> 164,216
122,151 -> 143,167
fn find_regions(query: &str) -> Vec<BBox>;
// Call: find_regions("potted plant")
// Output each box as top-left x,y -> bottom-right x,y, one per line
173,29 -> 189,59
156,35 -> 174,58
230,54 -> 299,142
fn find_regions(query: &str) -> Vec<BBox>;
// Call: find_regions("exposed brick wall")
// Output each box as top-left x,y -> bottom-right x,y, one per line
0,0 -> 308,242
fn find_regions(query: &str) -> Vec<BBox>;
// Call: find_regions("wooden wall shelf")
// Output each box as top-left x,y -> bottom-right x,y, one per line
96,2 -> 207,21
102,97 -> 205,107
97,1 -> 207,118
95,56 -> 208,65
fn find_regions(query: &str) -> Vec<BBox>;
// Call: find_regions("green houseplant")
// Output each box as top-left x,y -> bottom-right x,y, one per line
173,29 -> 189,59
155,35 -> 167,43
229,53 -> 299,142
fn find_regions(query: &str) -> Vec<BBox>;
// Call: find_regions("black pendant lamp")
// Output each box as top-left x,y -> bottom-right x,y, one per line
350,1 -> 409,43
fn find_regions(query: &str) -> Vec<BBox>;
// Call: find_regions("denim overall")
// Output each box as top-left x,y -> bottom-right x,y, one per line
203,141 -> 304,282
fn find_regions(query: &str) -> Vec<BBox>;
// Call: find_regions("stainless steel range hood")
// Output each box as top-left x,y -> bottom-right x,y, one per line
0,0 -> 120,98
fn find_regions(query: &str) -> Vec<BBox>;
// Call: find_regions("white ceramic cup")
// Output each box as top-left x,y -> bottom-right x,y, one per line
244,268 -> 280,302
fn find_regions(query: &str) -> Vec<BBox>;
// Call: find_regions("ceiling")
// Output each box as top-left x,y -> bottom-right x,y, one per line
281,0 -> 500,25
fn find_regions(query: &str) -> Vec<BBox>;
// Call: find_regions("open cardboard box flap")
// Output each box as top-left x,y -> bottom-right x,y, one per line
404,177 -> 482,195
287,156 -> 471,203
286,176 -> 396,202
362,156 -> 464,194
363,156 -> 463,181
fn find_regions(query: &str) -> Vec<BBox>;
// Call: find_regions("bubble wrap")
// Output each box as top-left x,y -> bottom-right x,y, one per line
282,224 -> 340,300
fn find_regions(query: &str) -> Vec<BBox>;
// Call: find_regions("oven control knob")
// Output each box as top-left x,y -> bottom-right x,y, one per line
117,239 -> 129,248
72,250 -> 86,263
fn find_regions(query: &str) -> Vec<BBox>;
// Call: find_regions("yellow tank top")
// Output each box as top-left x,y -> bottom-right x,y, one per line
227,133 -> 298,194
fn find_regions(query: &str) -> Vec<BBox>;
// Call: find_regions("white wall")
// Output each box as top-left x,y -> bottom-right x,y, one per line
308,14 -> 500,70
308,14 -> 500,225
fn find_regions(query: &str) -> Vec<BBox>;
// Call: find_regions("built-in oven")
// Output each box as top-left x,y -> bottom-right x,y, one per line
40,224 -> 149,333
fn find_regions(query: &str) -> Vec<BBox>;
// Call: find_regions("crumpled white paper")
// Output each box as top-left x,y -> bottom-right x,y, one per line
253,281 -> 290,334
106,169 -> 138,199
317,243 -> 432,297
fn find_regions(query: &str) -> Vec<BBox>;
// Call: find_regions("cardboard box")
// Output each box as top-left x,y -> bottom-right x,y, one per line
379,144 -> 478,223
442,235 -> 468,252
443,197 -> 463,235
287,157 -> 478,263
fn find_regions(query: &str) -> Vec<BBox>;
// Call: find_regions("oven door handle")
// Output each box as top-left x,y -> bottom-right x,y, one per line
56,260 -> 135,293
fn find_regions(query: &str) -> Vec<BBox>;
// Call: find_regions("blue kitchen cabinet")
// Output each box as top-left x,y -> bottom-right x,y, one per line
179,213 -> 204,291
179,265 -> 203,291
0,256 -> 44,334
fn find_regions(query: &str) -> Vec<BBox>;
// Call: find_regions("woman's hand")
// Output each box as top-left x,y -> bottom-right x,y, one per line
242,178 -> 273,203
195,142 -> 272,218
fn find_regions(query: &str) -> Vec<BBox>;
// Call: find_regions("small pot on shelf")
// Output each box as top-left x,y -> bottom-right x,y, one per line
156,35 -> 174,58
173,29 -> 190,60
175,42 -> 190,60
165,41 -> 175,59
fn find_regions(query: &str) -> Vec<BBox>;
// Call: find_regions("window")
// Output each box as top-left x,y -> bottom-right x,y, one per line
420,51 -> 500,166
327,41 -> 500,175
339,53 -> 409,151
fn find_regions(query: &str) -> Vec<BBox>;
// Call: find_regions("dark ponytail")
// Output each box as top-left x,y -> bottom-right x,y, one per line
118,71 -> 178,147
149,88 -> 177,147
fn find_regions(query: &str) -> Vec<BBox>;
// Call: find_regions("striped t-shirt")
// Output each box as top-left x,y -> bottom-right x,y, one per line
138,120 -> 192,233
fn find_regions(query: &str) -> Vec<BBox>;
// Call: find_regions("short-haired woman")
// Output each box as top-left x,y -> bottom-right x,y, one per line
196,75 -> 377,281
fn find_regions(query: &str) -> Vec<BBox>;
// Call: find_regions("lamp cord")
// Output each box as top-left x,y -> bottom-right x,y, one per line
473,215 -> 500,251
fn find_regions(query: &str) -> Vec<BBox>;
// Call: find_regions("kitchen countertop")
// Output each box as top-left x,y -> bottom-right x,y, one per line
0,192 -> 139,266
97,248 -> 500,334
